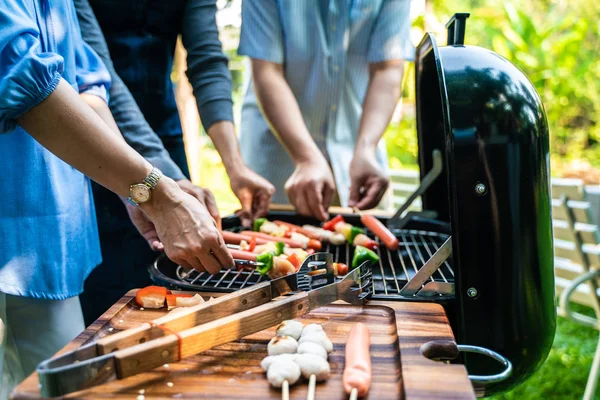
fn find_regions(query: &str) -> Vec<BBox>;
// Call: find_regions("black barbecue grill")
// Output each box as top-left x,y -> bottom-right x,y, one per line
150,13 -> 555,397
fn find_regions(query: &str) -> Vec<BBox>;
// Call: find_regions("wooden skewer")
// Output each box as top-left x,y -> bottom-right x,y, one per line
282,380 -> 290,400
349,387 -> 358,400
306,374 -> 316,400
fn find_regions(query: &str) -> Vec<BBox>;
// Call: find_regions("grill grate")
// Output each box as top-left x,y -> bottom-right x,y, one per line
171,228 -> 453,299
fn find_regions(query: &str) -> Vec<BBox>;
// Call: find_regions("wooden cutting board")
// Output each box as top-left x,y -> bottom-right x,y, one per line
12,291 -> 474,400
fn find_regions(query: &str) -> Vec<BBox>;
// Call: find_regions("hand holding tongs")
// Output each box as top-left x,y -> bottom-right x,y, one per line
37,253 -> 372,397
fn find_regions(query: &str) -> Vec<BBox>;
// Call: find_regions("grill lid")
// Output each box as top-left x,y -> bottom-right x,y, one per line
415,12 -> 554,394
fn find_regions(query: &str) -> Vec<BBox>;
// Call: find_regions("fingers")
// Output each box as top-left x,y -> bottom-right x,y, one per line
305,181 -> 328,221
211,234 -> 236,270
237,190 -> 254,228
202,189 -> 221,228
322,183 -> 335,218
252,191 -> 272,220
347,178 -> 364,208
354,177 -> 389,210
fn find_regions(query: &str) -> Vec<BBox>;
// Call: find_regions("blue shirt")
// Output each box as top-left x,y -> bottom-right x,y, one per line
238,0 -> 415,206
88,0 -> 234,137
0,0 -> 110,299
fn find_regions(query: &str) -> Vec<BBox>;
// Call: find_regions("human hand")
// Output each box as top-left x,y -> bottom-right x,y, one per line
137,178 -> 234,274
176,179 -> 221,229
284,155 -> 335,221
229,166 -> 275,228
348,148 -> 389,210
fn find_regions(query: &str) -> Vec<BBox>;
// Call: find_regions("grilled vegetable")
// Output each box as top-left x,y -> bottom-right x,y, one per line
352,246 -> 380,268
269,256 -> 297,278
253,217 -> 267,232
275,241 -> 285,256
323,215 -> 345,231
353,234 -> 378,250
286,253 -> 301,271
274,221 -> 321,240
330,233 -> 346,246
333,262 -> 349,276
256,252 -> 275,275
135,286 -> 170,308
348,226 -> 365,243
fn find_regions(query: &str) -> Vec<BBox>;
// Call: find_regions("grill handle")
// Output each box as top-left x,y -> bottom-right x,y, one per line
458,345 -> 513,385
420,341 -> 512,385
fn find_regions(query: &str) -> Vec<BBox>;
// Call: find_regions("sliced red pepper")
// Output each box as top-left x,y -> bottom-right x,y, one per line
248,236 -> 256,252
323,215 -> 345,231
287,253 -> 301,271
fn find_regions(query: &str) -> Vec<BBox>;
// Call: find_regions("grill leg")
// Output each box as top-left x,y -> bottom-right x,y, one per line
583,333 -> 600,400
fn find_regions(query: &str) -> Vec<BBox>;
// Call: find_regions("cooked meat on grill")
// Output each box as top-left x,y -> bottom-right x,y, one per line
267,359 -> 301,387
295,353 -> 330,381
276,320 -> 304,340
268,335 -> 299,356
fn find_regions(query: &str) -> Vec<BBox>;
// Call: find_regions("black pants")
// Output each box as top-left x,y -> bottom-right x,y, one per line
80,135 -> 189,326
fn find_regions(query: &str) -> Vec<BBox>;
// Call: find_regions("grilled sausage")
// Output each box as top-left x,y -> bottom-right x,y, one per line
221,231 -> 270,246
360,215 -> 399,250
240,231 -> 306,249
229,249 -> 257,261
343,323 -> 372,397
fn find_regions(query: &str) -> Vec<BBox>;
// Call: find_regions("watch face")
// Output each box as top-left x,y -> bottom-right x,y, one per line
131,184 -> 151,203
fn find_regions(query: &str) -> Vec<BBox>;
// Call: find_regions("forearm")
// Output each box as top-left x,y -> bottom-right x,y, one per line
356,61 -> 405,152
18,79 -> 178,209
251,60 -> 321,164
206,120 -> 245,174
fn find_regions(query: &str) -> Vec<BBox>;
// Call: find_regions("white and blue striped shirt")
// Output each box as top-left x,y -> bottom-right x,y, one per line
238,0 -> 415,206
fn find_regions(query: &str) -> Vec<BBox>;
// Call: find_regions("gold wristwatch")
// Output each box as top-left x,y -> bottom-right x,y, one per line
126,167 -> 162,207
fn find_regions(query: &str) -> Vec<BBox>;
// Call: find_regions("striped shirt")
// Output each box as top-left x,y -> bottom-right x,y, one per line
238,0 -> 415,206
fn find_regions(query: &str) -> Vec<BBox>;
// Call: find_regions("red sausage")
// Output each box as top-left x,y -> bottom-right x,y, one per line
220,231 -> 270,246
273,220 -> 322,240
360,215 -> 399,250
229,249 -> 257,262
240,231 -> 306,249
343,323 -> 372,397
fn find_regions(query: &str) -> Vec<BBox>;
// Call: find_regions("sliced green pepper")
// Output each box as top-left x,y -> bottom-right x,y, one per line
348,226 -> 365,244
275,242 -> 285,256
352,245 -> 380,268
256,252 -> 274,275
253,218 -> 267,232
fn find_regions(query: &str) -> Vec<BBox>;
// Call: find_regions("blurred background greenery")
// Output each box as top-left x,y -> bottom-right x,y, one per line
175,0 -> 600,398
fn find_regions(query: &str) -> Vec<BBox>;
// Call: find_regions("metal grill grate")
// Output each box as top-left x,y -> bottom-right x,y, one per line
169,229 -> 453,299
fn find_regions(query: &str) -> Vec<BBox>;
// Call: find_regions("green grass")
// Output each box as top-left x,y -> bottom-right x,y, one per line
490,304 -> 598,399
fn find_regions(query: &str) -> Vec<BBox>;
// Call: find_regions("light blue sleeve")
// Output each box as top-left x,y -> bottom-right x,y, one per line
367,0 -> 416,63
71,4 -> 111,102
0,1 -> 64,134
237,0 -> 284,64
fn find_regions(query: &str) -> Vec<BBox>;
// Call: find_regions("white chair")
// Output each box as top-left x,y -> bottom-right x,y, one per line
552,178 -> 600,400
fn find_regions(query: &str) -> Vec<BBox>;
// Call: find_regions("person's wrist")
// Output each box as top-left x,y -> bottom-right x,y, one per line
139,177 -> 183,218
354,138 -> 378,158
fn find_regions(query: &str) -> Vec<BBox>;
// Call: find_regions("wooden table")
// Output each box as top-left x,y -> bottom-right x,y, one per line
13,292 -> 475,399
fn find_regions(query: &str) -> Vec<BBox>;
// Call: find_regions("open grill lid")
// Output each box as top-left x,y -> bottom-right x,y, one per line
415,13 -> 555,394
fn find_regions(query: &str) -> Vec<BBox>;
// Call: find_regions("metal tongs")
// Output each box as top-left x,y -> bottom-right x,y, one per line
37,253 -> 373,397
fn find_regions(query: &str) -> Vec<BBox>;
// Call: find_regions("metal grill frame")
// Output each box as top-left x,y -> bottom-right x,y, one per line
149,215 -> 455,301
